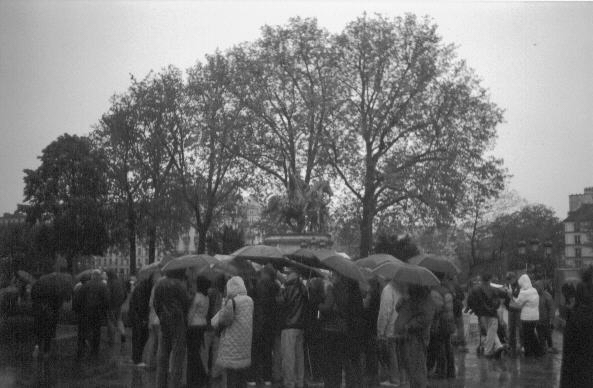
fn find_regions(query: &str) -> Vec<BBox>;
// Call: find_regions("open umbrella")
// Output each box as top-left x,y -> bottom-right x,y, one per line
33,272 -> 74,302
320,254 -> 368,286
137,261 -> 163,281
409,254 -> 460,276
16,270 -> 35,284
75,268 -> 95,282
283,259 -> 326,279
231,245 -> 288,264
356,254 -> 403,270
372,262 -> 440,287
287,248 -> 338,268
161,254 -> 219,273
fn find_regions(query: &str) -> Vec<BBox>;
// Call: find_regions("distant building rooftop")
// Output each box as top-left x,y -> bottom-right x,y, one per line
564,203 -> 593,223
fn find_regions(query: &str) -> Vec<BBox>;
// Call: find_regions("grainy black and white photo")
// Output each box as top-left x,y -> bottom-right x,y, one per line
1,1 -> 592,387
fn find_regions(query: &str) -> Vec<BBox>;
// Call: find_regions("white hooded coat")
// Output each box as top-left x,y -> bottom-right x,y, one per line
513,274 -> 539,321
213,276 -> 254,370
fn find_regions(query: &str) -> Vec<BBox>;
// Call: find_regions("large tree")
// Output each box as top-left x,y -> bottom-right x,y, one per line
229,17 -> 339,233
329,14 -> 505,257
167,53 -> 248,253
21,134 -> 110,270
93,94 -> 144,274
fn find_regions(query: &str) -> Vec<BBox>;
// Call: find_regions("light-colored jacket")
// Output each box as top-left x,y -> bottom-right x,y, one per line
188,292 -> 209,327
377,282 -> 402,338
514,274 -> 540,321
213,276 -> 254,370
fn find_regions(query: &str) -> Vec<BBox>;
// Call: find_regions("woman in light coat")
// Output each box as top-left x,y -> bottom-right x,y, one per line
512,274 -> 542,357
212,276 -> 254,388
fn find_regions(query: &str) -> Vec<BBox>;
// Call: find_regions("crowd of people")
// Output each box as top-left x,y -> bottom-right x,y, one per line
119,262 -> 472,388
15,258 -> 593,388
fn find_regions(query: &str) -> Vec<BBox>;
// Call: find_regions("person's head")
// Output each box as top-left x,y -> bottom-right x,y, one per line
261,264 -> 276,282
226,276 -> 247,298
196,276 -> 211,296
481,273 -> 493,284
91,269 -> 102,281
518,274 -> 533,290
286,267 -> 299,281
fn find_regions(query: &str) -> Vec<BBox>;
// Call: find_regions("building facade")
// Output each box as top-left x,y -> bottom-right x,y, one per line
0,212 -> 26,226
564,190 -> 593,268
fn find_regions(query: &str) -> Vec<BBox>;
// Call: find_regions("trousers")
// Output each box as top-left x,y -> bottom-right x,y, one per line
281,328 -> 304,388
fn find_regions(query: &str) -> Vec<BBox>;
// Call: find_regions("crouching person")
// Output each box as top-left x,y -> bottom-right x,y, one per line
212,276 -> 254,388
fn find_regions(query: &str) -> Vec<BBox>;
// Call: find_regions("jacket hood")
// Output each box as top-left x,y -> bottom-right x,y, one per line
226,276 -> 247,298
518,274 -> 533,291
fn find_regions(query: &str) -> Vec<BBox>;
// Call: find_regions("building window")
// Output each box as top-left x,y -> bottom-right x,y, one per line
576,259 -> 583,268
575,222 -> 581,232
575,247 -> 582,258
575,235 -> 582,245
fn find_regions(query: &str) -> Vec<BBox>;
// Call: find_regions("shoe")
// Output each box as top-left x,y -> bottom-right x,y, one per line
247,382 -> 257,387
379,381 -> 399,387
264,382 -> 273,387
134,362 -> 147,368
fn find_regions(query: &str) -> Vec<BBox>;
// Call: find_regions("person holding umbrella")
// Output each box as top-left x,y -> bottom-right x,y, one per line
31,271 -> 73,361
394,285 -> 436,388
73,269 -> 110,358
128,271 -> 159,367
153,269 -> 190,388
276,267 -> 308,388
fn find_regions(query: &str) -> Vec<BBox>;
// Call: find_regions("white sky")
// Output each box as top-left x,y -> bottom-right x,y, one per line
1,1 -> 592,218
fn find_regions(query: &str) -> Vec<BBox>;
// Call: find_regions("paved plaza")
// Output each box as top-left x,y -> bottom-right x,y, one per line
0,323 -> 562,388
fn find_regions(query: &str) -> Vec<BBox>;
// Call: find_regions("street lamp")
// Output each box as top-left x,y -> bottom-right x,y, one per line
530,238 -> 540,253
544,241 -> 553,257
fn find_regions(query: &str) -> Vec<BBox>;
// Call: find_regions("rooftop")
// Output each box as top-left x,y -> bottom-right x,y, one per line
564,203 -> 593,222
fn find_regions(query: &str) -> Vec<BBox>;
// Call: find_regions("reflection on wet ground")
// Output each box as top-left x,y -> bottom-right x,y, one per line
0,325 -> 562,387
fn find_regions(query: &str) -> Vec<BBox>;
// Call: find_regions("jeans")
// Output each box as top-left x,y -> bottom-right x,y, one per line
272,333 -> 282,382
34,305 -> 58,355
537,321 -> 553,349
156,321 -> 187,388
402,336 -> 428,388
436,335 -> 455,378
345,337 -> 363,388
281,328 -> 304,388
187,326 -> 207,387
131,321 -> 149,364
479,316 -> 502,356
508,309 -> 521,352
322,331 -> 346,388
362,335 -> 379,384
226,368 -> 248,388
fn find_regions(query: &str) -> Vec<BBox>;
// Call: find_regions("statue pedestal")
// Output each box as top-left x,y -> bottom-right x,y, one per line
263,233 -> 333,253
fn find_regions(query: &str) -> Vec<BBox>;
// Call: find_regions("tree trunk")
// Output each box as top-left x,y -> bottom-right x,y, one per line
148,223 -> 156,264
197,223 -> 207,254
127,197 -> 137,275
359,190 -> 376,258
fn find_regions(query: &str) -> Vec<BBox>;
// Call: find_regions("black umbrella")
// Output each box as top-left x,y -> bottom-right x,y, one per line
409,253 -> 460,276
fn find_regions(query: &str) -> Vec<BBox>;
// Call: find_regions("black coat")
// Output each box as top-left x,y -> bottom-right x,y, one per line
253,277 -> 279,336
128,279 -> 153,325
277,277 -> 308,330
73,280 -> 109,320
560,284 -> 593,388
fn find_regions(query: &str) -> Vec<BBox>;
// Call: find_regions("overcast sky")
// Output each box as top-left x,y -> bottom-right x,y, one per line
1,1 -> 592,218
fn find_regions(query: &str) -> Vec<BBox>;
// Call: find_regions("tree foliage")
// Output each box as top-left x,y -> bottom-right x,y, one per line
21,134 -> 110,269
329,14 -> 505,256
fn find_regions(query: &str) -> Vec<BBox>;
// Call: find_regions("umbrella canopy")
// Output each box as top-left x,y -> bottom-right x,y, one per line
75,268 -> 95,282
287,248 -> 340,268
320,254 -> 368,286
137,261 -> 163,281
161,254 -> 219,273
356,254 -> 403,270
16,270 -> 35,284
408,254 -> 460,276
231,245 -> 287,264
283,259 -> 326,279
33,272 -> 74,301
372,262 -> 440,287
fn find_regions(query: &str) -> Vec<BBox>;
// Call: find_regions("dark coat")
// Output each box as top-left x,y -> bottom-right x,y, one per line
277,277 -> 308,330
467,283 -> 505,318
394,294 -> 436,347
107,276 -> 127,310
128,278 -> 153,325
253,276 -> 279,336
73,279 -> 109,320
153,277 -> 190,333
560,283 -> 593,388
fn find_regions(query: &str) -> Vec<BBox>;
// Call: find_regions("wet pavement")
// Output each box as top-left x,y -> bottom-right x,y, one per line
0,324 -> 562,387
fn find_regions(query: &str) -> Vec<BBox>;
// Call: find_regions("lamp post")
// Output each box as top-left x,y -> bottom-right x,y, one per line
517,240 -> 527,271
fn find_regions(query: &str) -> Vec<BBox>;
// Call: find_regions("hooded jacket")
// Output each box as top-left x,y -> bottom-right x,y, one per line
214,276 -> 254,370
277,275 -> 308,330
513,274 -> 539,321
